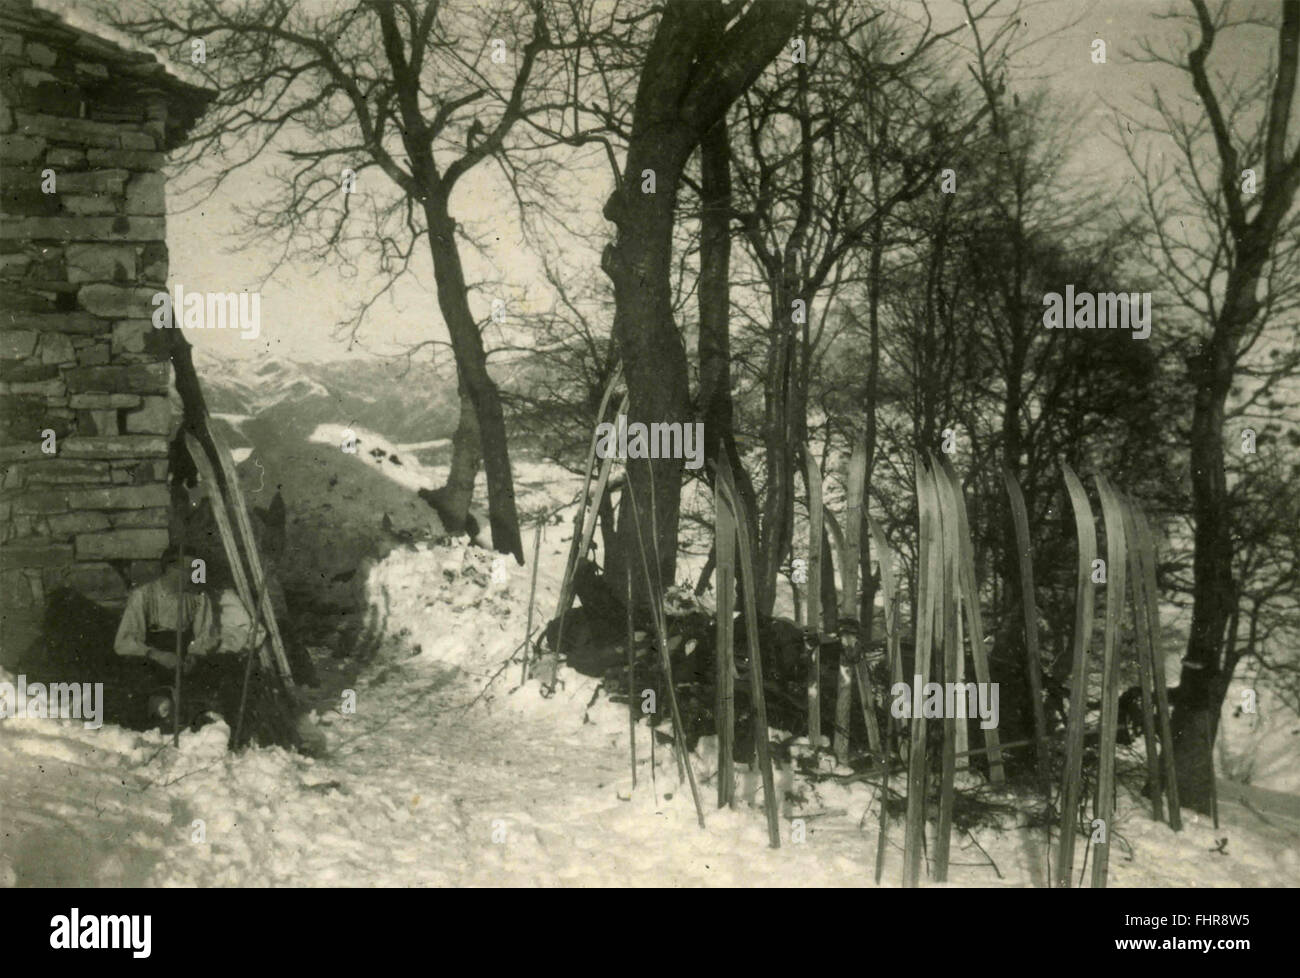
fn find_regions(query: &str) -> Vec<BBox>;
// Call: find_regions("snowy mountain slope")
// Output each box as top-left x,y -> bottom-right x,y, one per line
194,349 -> 462,446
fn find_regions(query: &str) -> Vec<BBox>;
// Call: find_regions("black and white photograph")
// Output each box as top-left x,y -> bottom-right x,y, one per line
0,0 -> 1297,911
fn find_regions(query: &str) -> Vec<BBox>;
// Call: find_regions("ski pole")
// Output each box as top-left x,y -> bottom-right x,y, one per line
173,534 -> 185,748
519,522 -> 542,687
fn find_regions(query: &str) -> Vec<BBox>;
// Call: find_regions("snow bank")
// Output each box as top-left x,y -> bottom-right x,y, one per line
228,418 -> 447,607
1218,678 -> 1300,794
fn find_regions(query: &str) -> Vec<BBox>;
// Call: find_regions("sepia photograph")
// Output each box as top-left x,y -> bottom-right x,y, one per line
0,0 -> 1296,920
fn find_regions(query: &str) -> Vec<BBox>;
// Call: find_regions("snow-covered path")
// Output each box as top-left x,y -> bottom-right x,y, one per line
127,657 -> 911,888
6,652 -> 1298,887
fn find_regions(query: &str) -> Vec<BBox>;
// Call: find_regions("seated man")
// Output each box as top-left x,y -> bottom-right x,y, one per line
112,547 -> 305,750
110,544 -> 222,728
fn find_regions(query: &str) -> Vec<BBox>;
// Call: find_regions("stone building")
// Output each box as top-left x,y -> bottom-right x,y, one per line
0,0 -> 213,665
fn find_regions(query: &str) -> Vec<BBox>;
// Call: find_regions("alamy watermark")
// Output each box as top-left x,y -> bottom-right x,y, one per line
1042,286 -> 1151,340
890,676 -> 999,729
0,675 -> 103,729
50,909 -> 150,958
151,284 -> 261,340
594,414 -> 705,470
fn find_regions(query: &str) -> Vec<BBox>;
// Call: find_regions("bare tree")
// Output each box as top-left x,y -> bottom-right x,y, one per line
108,0 -> 604,562
1124,0 -> 1300,811
725,2 -> 988,616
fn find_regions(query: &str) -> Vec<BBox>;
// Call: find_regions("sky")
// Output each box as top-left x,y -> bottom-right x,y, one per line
162,0 -> 1288,365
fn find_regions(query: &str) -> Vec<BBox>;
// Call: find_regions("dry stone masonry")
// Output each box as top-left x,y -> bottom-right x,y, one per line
0,0 -> 213,662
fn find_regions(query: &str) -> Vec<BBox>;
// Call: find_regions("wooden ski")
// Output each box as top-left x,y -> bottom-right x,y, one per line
183,433 -> 274,678
939,456 -> 1003,784
868,513 -> 900,884
1057,462 -> 1096,886
954,600 -> 969,770
625,501 -> 638,791
626,465 -> 705,828
1092,474 -> 1128,888
172,527 -> 184,747
805,451 -> 824,748
1002,465 -> 1050,789
832,439 -> 869,763
206,424 -> 295,690
184,432 -> 286,748
1132,502 -> 1181,829
714,454 -> 738,809
554,365 -> 623,617
866,515 -> 900,686
1118,491 -> 1162,823
821,509 -> 851,755
903,456 -> 940,887
930,457 -> 962,881
550,392 -> 628,678
848,455 -> 883,763
718,454 -> 780,847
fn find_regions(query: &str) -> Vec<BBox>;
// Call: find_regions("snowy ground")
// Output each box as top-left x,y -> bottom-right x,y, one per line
3,531 -> 1298,887
2,425 -> 1296,886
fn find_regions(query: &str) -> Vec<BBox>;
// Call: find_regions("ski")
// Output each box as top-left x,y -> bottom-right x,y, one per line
846,442 -> 883,764
519,521 -> 543,687
805,451 -> 824,749
172,525 -> 185,747
183,432 -> 274,678
930,456 -> 962,881
903,456 -> 940,887
714,452 -> 738,809
718,453 -> 780,847
1057,461 -> 1097,886
554,365 -> 623,616
832,439 -> 867,762
627,462 -> 705,828
546,368 -> 623,686
868,513 -> 900,884
940,456 -> 1004,784
1118,491 -> 1162,823
184,432 -> 286,747
1002,465 -> 1051,789
206,424 -> 296,691
1132,502 -> 1181,829
1092,474 -> 1128,888
549,392 -> 628,684
625,500 -> 638,791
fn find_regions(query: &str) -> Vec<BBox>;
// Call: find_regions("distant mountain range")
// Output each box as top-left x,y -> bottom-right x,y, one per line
193,349 -> 462,443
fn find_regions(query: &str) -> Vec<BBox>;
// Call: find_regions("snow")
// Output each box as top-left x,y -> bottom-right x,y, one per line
1217,678 -> 1300,795
30,0 -> 212,90
2,418 -> 1296,886
3,527 -> 1298,887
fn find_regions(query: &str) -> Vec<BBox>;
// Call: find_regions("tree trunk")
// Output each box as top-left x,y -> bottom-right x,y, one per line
434,379 -> 481,534
423,194 -> 523,562
698,116 -> 758,543
603,0 -> 803,601
1175,231 -> 1293,811
604,139 -> 694,594
757,284 -> 798,616
1174,320 -> 1237,812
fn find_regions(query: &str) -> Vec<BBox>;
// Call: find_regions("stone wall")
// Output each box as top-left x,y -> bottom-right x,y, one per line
0,0 -> 212,663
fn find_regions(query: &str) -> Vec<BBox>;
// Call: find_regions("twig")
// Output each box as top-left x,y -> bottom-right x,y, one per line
963,827 -> 1003,880
519,522 -> 543,687
461,628 -> 543,712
